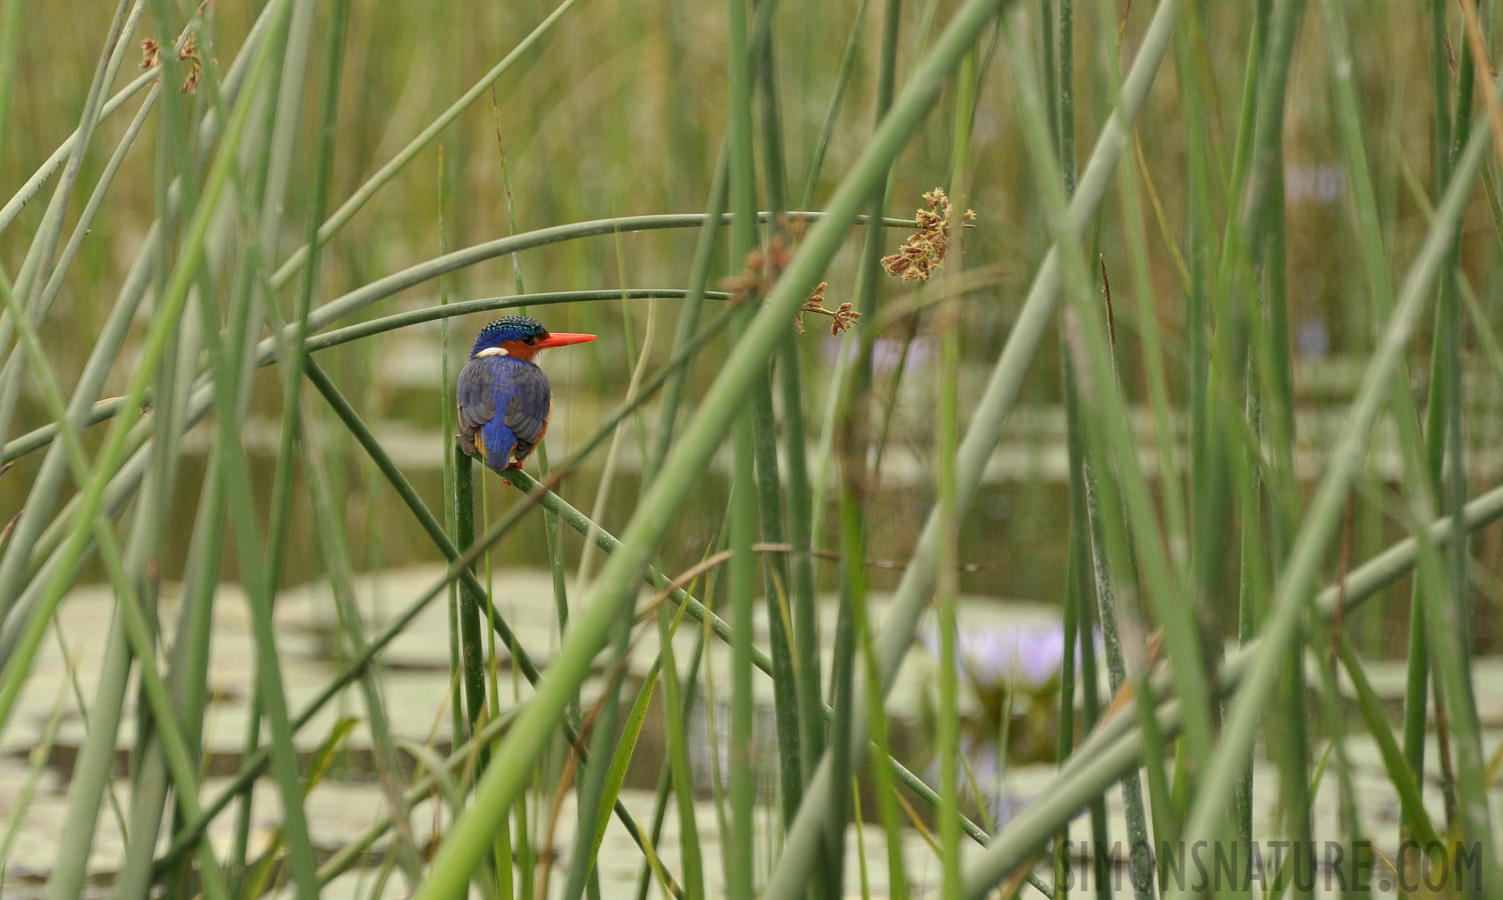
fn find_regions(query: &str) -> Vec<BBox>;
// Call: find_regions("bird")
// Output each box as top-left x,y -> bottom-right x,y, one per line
456,316 -> 596,475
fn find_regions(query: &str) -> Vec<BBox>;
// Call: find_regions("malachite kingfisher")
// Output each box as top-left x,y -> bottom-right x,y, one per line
457,316 -> 596,473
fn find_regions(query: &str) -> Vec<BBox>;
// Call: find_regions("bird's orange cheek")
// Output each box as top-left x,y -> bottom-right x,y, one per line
507,341 -> 542,362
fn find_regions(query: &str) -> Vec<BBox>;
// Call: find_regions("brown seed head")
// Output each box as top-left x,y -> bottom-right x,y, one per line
879,187 -> 976,282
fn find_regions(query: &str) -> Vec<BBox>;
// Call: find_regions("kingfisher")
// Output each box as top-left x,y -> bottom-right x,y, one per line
457,316 -> 596,473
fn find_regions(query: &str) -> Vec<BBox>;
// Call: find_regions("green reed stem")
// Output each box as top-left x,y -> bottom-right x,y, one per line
0,0 -> 277,739
752,366 -> 805,827
816,1 -> 907,894
561,607 -> 634,900
153,466 -> 680,895
315,708 -> 516,885
778,337 -> 823,788
1336,637 -> 1441,847
809,0 -> 903,554
0,276 -> 231,900
0,0 -> 19,192
303,359 -> 695,888
0,0 -> 135,384
265,0 -> 585,292
491,107 -> 545,899
1019,0 -> 1212,753
800,0 -> 873,210
1318,0 -> 1441,856
751,12 -> 807,832
3,219 -> 910,467
22,83 -> 156,361
963,476 -> 1503,896
301,417 -> 424,888
1162,59 -> 1503,900
1050,4 -> 1081,896
653,611 -> 708,900
648,154 -> 729,481
939,40 -> 978,900
0,211 -> 158,612
454,446 -> 488,741
0,64 -> 155,238
262,0 -> 347,629
724,3 -> 757,883
850,547 -> 910,900
824,494 -> 858,900
936,239 -> 964,900
764,3 -> 1181,894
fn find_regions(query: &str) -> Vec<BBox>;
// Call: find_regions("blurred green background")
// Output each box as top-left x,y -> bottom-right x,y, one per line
5,0 -> 1502,650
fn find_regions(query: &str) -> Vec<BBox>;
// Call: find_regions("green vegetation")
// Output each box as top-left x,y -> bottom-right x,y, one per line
4,0 -> 1503,897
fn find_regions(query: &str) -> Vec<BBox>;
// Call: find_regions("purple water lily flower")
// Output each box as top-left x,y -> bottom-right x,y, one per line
922,620 -> 1087,694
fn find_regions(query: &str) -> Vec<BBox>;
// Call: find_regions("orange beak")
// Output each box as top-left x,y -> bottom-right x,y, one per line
534,332 -> 597,350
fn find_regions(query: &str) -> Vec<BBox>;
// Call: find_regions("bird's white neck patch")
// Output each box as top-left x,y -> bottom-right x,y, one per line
476,346 -> 508,358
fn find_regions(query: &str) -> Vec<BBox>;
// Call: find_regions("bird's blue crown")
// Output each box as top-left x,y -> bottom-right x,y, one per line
471,316 -> 548,358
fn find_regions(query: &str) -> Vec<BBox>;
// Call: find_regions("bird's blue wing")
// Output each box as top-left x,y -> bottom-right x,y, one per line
500,362 -> 551,464
457,356 -> 508,467
456,356 -> 551,469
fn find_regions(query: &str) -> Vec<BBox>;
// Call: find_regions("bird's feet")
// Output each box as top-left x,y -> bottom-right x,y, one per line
501,461 -> 522,486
